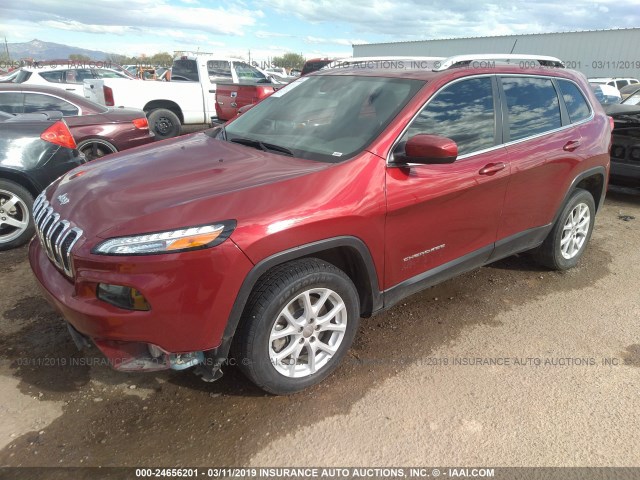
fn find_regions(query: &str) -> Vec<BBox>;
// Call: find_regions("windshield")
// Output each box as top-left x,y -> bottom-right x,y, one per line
13,70 -> 32,83
623,91 -> 640,106
224,75 -> 424,163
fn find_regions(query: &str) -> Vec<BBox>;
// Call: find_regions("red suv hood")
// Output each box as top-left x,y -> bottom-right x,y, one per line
47,132 -> 331,239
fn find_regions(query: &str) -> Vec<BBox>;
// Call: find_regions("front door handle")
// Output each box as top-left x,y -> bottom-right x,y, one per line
563,140 -> 581,152
479,162 -> 507,175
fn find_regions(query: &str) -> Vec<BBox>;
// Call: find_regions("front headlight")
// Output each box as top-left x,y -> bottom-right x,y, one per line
92,221 -> 236,255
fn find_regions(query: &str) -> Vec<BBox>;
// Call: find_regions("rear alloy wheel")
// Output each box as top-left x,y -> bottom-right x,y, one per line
77,139 -> 117,161
234,258 -> 360,394
147,108 -> 181,139
0,180 -> 34,250
533,188 -> 595,270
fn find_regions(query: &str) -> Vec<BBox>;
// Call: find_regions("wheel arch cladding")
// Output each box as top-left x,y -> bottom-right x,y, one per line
216,237 -> 382,359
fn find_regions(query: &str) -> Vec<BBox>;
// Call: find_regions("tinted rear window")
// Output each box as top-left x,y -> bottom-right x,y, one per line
557,80 -> 591,123
501,77 -> 561,141
301,60 -> 332,76
0,92 -> 24,114
172,59 -> 199,82
207,60 -> 232,82
24,93 -> 79,116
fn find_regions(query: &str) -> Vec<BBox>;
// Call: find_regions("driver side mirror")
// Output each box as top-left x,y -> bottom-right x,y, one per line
394,134 -> 458,165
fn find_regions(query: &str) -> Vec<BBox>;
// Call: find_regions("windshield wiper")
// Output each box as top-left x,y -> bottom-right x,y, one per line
229,137 -> 293,156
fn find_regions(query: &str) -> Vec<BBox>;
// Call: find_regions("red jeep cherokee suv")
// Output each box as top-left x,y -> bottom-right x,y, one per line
29,55 -> 611,394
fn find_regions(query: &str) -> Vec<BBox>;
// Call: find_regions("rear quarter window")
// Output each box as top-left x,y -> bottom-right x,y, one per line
557,80 -> 591,123
501,77 -> 561,141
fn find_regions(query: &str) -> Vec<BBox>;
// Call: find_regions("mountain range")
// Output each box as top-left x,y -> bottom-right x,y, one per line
5,39 -> 110,61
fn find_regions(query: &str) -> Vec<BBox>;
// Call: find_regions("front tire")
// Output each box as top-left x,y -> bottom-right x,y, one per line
147,108 -> 181,139
234,258 -> 360,395
0,179 -> 34,251
533,188 -> 595,270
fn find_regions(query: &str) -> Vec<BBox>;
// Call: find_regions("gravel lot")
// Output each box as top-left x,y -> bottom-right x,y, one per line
1,185 -> 639,469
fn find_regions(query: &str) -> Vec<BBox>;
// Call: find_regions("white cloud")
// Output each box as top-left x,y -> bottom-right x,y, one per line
304,36 -> 369,46
1,0 -> 263,37
39,20 -> 133,35
254,31 -> 294,39
263,0 -> 640,38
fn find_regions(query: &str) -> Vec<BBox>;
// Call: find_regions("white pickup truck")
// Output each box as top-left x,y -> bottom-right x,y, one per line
83,53 -> 279,139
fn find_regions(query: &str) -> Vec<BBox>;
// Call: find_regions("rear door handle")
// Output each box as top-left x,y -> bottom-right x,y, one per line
479,162 -> 507,175
563,140 -> 581,152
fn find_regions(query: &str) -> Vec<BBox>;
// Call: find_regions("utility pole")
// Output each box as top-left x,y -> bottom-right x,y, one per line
4,37 -> 10,62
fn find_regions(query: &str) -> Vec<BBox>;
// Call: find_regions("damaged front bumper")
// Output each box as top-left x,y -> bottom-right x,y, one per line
66,322 -> 205,372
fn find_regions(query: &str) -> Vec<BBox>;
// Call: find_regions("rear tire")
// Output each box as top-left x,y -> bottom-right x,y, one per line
533,188 -> 595,270
233,258 -> 360,395
77,139 -> 117,161
0,179 -> 34,251
147,109 -> 181,139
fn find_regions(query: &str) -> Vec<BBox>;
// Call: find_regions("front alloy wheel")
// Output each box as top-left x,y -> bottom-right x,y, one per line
234,258 -> 360,394
269,288 -> 348,378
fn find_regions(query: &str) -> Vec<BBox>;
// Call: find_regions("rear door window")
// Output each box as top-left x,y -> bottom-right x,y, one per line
403,76 -> 496,156
23,93 -> 79,116
501,77 -> 561,141
557,80 -> 591,123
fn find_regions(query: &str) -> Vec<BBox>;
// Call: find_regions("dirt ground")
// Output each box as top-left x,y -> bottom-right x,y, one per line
1,185 -> 639,470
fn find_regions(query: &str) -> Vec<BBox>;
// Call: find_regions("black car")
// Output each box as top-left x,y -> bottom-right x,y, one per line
604,103 -> 640,185
0,111 -> 85,250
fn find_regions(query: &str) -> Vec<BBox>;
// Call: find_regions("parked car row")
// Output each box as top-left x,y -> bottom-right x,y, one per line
83,54 -> 286,138
0,84 -> 154,160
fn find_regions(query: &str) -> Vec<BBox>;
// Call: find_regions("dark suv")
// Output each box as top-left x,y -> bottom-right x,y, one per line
29,55 -> 611,394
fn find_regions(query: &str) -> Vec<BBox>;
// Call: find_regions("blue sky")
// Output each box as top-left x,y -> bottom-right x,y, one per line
1,0 -> 639,62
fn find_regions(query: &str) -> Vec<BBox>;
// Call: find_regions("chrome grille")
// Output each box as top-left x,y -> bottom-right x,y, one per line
33,193 -> 83,278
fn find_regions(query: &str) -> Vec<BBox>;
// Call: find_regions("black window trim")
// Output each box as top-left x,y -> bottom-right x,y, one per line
496,74 -> 594,150
387,73 -> 596,165
387,73 -> 505,166
553,77 -> 593,126
13,89 -> 83,116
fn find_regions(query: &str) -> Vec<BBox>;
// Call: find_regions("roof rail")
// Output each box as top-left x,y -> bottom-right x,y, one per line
322,56 -> 446,70
173,51 -> 216,56
434,54 -> 565,71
